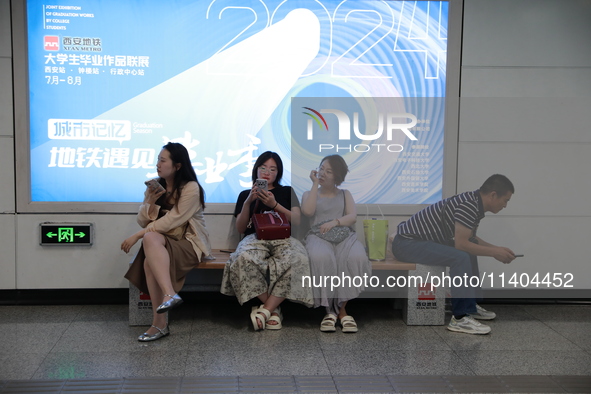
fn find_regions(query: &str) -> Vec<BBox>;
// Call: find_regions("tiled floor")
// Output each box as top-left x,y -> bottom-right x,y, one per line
0,298 -> 590,393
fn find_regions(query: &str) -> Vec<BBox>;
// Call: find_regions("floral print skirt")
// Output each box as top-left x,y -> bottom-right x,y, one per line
220,234 -> 313,307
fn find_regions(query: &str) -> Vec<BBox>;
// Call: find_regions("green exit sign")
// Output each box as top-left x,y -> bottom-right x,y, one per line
40,223 -> 93,246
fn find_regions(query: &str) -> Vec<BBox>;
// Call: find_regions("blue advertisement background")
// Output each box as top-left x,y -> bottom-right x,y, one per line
27,0 -> 448,203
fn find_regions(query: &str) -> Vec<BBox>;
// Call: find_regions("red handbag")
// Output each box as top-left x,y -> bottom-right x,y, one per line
251,201 -> 291,240
252,211 -> 291,240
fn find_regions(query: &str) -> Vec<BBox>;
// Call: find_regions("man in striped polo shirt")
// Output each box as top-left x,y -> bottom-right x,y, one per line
392,174 -> 516,335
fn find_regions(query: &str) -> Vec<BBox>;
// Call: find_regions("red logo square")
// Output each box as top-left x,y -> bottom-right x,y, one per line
139,291 -> 151,301
44,36 -> 59,51
418,283 -> 436,300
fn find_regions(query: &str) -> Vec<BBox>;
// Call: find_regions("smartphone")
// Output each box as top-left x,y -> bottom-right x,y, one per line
144,179 -> 165,193
514,254 -> 524,257
255,178 -> 268,193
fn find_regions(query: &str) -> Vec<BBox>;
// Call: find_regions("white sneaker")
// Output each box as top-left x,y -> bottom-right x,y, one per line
468,304 -> 496,320
447,316 -> 491,335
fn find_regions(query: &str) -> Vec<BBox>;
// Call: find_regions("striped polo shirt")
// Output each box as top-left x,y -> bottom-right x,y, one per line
397,190 -> 485,244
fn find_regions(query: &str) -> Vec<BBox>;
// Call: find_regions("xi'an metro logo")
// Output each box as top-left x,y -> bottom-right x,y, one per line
418,283 -> 436,300
44,35 -> 60,51
303,107 -> 418,153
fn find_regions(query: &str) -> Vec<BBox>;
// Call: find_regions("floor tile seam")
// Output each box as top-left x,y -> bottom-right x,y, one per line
538,319 -> 586,352
65,377 -> 125,392
289,375 -> 298,393
312,326 -> 335,369
387,374 -> 441,391
31,316 -> 75,381
443,375 -> 512,392
44,348 -> 193,359
180,313 -> 198,379
317,331 -> 339,392
332,375 -> 395,393
449,348 -> 478,376
236,375 -> 297,392
546,375 -> 584,393
520,303 -> 553,321
176,375 -> 185,392
454,347 -> 591,355
422,318 -> 475,362
178,349 -> 192,379
428,323 -> 459,351
426,325 -> 455,351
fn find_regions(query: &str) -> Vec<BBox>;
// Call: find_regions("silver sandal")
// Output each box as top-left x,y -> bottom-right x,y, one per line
138,325 -> 170,342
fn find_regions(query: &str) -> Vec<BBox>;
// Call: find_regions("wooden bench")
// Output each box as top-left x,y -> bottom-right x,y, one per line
129,249 -> 447,326
198,249 -> 416,271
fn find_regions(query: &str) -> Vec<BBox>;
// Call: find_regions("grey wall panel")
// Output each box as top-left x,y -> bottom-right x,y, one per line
0,214 -> 16,289
461,67 -> 591,98
0,0 -> 11,58
0,136 -> 15,213
457,142 -> 591,217
16,213 -> 242,288
463,0 -> 591,67
476,216 -> 591,292
0,58 -> 13,136
17,214 -> 139,289
459,97 -> 591,143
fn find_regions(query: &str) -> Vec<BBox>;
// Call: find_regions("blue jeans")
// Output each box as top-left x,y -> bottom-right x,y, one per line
392,234 -> 481,317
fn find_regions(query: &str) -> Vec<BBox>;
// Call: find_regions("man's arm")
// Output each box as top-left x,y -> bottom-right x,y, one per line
454,222 -> 516,264
473,236 -> 495,247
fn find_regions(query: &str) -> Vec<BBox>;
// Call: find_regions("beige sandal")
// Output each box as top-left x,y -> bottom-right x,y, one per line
320,313 -> 337,332
266,306 -> 283,330
340,315 -> 358,333
250,306 -> 271,331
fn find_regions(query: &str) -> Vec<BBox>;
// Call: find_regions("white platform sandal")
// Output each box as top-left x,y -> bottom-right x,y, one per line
320,313 -> 337,332
266,306 -> 283,330
250,306 -> 271,331
340,315 -> 358,333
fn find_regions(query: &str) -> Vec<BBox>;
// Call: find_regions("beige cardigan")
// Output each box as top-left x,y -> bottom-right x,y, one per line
137,181 -> 212,262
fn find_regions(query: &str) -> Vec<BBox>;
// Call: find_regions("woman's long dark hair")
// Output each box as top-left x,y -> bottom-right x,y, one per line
251,151 -> 283,188
157,142 -> 205,208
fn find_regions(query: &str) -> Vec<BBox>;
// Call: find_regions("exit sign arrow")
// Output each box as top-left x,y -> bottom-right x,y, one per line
40,223 -> 93,246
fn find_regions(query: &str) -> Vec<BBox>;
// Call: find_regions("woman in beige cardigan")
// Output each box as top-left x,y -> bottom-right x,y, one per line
122,142 -> 211,342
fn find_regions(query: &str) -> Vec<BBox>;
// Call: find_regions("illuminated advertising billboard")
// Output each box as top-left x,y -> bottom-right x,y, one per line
26,0 -> 448,204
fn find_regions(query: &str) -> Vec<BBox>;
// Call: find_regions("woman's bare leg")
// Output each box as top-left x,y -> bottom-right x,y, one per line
143,232 -> 175,297
142,232 -> 174,334
144,260 -> 167,335
338,301 -> 348,319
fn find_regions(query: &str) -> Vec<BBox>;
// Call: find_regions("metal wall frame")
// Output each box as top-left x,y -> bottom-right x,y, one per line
12,0 -> 463,215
